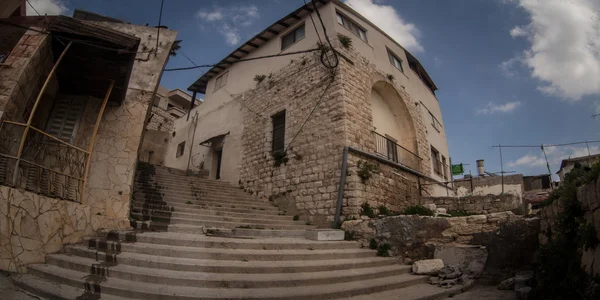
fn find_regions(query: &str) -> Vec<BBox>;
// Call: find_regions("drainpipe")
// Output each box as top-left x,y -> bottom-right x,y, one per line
333,146 -> 349,227
186,111 -> 199,176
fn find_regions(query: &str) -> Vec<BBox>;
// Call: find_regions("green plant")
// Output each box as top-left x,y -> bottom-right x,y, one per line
337,33 -> 352,49
241,258 -> 249,262
369,239 -> 378,250
205,229 -> 216,235
401,205 -> 434,216
386,73 -> 395,82
360,202 -> 376,218
293,215 -> 300,221
377,243 -> 392,257
272,150 -> 289,167
237,225 -> 251,229
344,230 -> 357,241
579,223 -> 599,251
447,210 -> 476,217
305,220 -> 312,225
357,160 -> 379,183
96,212 -> 103,216
185,200 -> 192,204
317,41 -> 330,53
254,74 -> 267,83
377,205 -> 390,216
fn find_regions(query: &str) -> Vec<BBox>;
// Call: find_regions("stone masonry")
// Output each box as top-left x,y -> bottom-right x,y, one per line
146,105 -> 177,132
425,194 -> 522,215
238,40 -> 433,221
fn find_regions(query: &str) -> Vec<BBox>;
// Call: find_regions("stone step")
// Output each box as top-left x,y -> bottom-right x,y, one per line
133,185 -> 257,199
133,181 -> 253,194
340,283 -> 473,300
45,254 -> 411,288
134,176 -> 240,188
132,194 -> 274,208
97,231 -> 359,251
131,203 -> 283,217
130,221 -> 310,238
25,264 -> 428,299
131,199 -> 279,212
71,240 -> 372,261
130,206 -> 294,221
130,212 -> 311,230
129,210 -> 304,225
13,274 -> 129,300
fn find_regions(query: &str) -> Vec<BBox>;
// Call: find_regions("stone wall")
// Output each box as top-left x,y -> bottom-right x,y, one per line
342,212 -> 540,279
146,106 -> 177,132
425,194 -> 522,215
454,174 -> 524,200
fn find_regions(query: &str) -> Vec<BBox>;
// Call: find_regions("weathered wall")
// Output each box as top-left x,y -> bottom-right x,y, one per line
455,174 -> 524,200
342,212 -> 540,279
540,176 -> 600,276
425,194 -> 522,215
146,106 -> 177,132
139,130 -> 170,165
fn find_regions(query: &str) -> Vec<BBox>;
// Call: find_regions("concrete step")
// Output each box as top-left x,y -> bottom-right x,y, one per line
130,206 -> 294,221
134,176 -> 241,188
132,194 -> 275,208
70,240 -> 372,261
341,283 -> 473,300
133,182 -> 255,195
46,254 -> 412,288
26,264 -> 429,299
130,212 -> 311,230
131,203 -> 284,217
13,274 -> 129,300
133,186 -> 258,199
131,199 -> 279,213
130,221 -> 311,237
129,210 -> 304,226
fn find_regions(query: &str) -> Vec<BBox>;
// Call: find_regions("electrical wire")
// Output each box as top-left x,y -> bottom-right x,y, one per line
26,0 -> 41,16
492,140 -> 600,148
179,50 -> 198,67
311,0 -> 338,69
156,0 -> 164,52
303,0 -> 323,44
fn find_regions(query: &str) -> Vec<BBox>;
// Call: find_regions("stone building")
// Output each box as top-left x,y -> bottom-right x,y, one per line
0,11 -> 176,271
165,0 -> 452,221
557,153 -> 600,182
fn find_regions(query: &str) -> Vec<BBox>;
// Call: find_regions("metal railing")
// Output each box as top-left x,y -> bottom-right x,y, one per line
373,131 -> 422,170
0,120 -> 89,202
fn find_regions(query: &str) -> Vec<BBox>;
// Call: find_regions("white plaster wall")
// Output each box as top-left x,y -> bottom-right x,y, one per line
371,89 -> 403,141
456,183 -> 523,202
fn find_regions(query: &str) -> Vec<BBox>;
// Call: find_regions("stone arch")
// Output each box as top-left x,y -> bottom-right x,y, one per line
369,78 -> 419,167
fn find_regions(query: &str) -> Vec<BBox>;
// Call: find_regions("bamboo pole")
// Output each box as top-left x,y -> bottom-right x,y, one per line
12,41 -> 73,185
80,80 -> 114,201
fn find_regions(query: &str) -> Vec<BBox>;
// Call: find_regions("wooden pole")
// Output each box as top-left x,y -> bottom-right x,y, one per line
12,41 -> 72,185
80,80 -> 115,201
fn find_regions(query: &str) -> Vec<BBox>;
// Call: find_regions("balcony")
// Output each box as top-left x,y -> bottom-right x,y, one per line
373,131 -> 421,171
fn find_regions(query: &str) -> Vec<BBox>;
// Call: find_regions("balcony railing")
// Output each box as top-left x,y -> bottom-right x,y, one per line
373,131 -> 422,170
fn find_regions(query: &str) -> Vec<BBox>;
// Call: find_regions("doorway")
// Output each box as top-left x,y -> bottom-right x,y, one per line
214,149 -> 222,180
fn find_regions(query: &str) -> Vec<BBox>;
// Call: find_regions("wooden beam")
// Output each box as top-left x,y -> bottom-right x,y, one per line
237,49 -> 249,55
277,21 -> 290,28
267,28 -> 280,35
80,80 -> 115,201
303,6 -> 314,12
13,41 -> 73,185
246,42 -> 259,48
229,54 -> 241,60
290,13 -> 302,20
256,35 -> 268,42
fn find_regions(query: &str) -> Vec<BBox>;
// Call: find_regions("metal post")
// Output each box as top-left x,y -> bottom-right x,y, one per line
333,147 -> 348,227
586,140 -> 592,164
80,80 -> 115,201
186,111 -> 199,176
541,145 -> 554,190
12,41 -> 72,185
499,144 -> 504,194
187,91 -> 197,121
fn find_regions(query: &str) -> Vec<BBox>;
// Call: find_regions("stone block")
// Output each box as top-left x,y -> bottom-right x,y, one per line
412,259 -> 444,275
305,229 -> 345,241
434,244 -> 488,277
467,215 -> 487,224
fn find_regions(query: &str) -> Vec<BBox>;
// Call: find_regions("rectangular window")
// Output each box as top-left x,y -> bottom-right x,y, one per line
214,71 -> 228,91
430,112 -> 441,132
271,111 -> 286,153
281,24 -> 305,51
336,12 -> 367,42
431,146 -> 441,176
387,49 -> 404,73
46,97 -> 86,144
176,141 -> 185,158
441,155 -> 448,180
386,138 -> 398,163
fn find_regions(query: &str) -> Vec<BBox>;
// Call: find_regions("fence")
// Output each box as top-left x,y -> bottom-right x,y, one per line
373,131 -> 421,170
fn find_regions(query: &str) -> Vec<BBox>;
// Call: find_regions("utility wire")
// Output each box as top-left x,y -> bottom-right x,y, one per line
156,0 -> 164,52
311,0 -> 338,69
26,0 -> 41,16
303,0 -> 323,44
180,50 -> 198,67
492,140 -> 600,148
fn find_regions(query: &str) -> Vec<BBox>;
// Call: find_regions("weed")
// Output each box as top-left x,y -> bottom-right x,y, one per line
241,258 -> 249,262
293,215 -> 300,221
237,225 -> 251,229
96,212 -> 103,216
345,215 -> 357,221
402,205 -> 434,216
369,239 -> 378,250
386,73 -> 395,82
308,247 -> 315,251
337,33 -> 352,49
357,160 -> 379,183
344,230 -> 357,241
377,243 -> 392,257
185,201 -> 193,204
254,74 -> 267,83
360,202 -> 376,218
272,150 -> 289,167
205,229 -> 216,235
305,220 -> 312,225
447,210 -> 476,217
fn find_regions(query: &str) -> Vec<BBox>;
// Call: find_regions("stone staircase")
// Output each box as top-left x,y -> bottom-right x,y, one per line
12,163 -> 463,299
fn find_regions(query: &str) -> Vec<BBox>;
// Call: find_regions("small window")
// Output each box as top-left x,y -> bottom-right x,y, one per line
387,49 -> 404,73
431,146 -> 441,176
430,112 -> 441,132
441,155 -> 448,180
281,24 -> 305,51
336,12 -> 367,42
271,111 -> 286,153
176,141 -> 185,157
214,71 -> 228,91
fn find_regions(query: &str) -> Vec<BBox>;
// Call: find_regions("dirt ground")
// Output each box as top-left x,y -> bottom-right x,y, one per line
0,272 -> 37,300
451,284 -> 518,300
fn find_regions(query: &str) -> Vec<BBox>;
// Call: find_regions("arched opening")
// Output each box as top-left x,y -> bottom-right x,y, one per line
370,81 -> 419,169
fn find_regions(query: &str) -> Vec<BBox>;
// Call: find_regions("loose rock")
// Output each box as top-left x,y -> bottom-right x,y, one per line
428,276 -> 440,285
497,277 -> 515,290
412,259 -> 444,275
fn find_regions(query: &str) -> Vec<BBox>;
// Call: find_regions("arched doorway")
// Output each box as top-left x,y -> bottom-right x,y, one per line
370,81 -> 419,169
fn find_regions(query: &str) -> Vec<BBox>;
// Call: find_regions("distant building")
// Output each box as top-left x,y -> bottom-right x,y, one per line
557,154 -> 600,182
147,86 -> 199,131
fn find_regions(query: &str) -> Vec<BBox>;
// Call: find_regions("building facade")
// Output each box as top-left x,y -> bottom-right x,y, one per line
166,0 -> 451,221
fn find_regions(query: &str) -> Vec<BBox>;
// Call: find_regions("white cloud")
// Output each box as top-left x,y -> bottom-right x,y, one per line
196,5 -> 259,46
345,0 -> 423,52
26,0 -> 68,16
476,101 -> 521,114
507,145 -> 600,172
593,101 -> 600,115
505,0 -> 600,100
499,57 -> 520,77
508,154 -> 546,168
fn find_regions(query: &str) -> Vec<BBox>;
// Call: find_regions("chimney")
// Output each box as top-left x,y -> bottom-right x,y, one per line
476,159 -> 485,177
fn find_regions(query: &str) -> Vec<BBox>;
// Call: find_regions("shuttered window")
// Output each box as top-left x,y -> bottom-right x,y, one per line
46,97 -> 86,144
271,111 -> 286,153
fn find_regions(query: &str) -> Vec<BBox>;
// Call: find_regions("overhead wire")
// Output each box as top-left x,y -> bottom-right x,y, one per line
156,0 -> 164,52
26,0 -> 41,16
303,0 -> 323,44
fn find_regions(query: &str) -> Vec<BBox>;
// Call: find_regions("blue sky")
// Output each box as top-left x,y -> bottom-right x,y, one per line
28,0 -> 600,179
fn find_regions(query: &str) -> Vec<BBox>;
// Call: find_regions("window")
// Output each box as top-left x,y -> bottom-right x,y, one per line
387,49 -> 404,73
441,155 -> 448,180
214,71 -> 228,91
336,12 -> 367,42
46,97 -> 86,144
281,24 -> 305,51
386,138 -> 398,163
271,111 -> 286,153
176,141 -> 185,158
430,112 -> 441,132
431,146 -> 441,176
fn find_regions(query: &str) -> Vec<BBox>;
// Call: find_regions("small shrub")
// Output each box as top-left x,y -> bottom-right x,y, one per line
272,150 -> 289,167
241,258 -> 249,262
237,225 -> 251,229
447,210 -> 476,217
337,33 -> 352,49
387,73 -> 395,82
254,74 -> 266,83
317,41 -> 330,53
579,223 -> 599,251
185,201 -> 193,204
344,230 -> 357,240
402,205 -> 434,216
293,215 -> 300,221
377,205 -> 397,216
369,239 -> 378,250
377,243 -> 392,257
360,202 -> 376,218
357,160 -> 379,183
